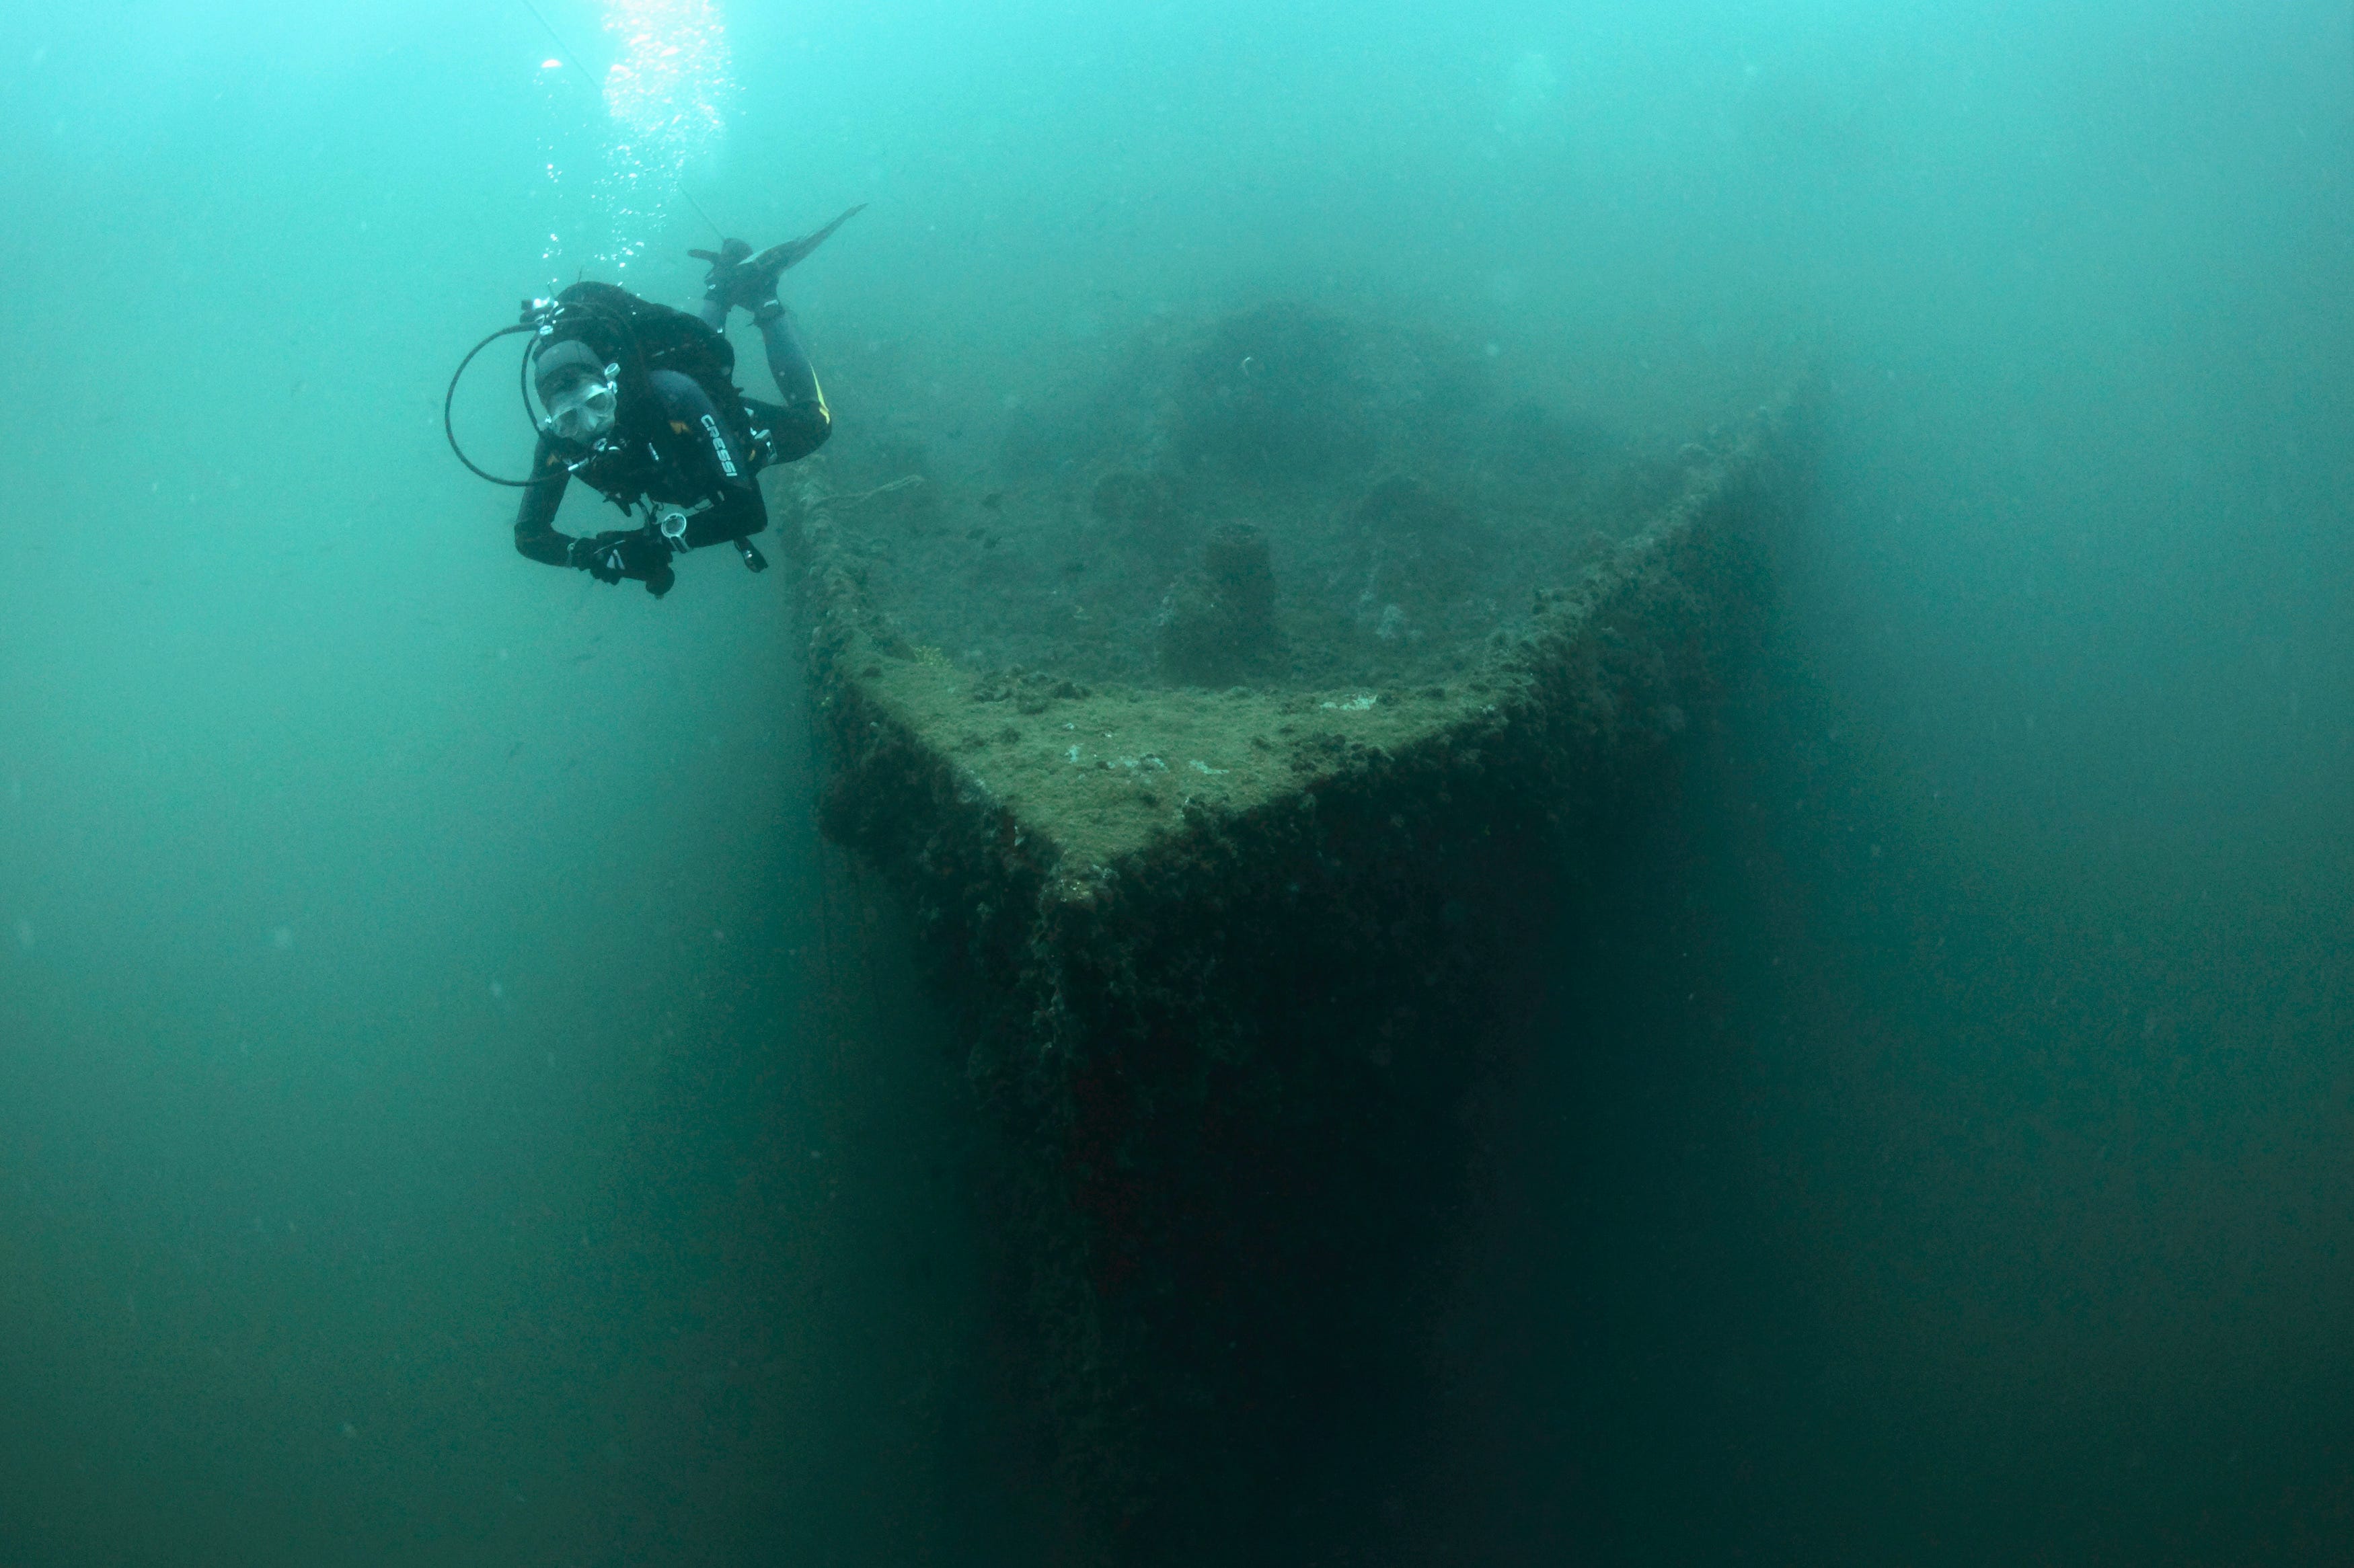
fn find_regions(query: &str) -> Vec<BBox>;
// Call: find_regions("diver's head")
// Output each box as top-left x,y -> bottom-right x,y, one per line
533,338 -> 619,443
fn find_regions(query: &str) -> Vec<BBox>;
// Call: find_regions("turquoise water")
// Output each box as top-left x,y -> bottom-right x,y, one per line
2,3 -> 2349,1562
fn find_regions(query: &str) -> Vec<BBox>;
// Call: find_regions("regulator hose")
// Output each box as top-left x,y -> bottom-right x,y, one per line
443,323 -> 544,487
445,293 -> 658,487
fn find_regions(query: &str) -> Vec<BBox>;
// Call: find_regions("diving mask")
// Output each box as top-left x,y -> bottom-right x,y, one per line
542,373 -> 618,442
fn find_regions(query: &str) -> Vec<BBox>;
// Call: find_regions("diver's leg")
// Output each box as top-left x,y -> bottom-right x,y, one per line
749,301 -> 831,461
748,302 -> 816,403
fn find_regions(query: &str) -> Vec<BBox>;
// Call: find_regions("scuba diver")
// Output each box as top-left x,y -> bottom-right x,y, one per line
502,206 -> 861,597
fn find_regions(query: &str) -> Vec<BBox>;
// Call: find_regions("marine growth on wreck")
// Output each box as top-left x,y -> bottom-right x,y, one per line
780,299 -> 1803,1560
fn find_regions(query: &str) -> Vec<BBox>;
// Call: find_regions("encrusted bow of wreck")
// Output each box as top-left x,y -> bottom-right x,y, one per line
782,360 -> 1802,1555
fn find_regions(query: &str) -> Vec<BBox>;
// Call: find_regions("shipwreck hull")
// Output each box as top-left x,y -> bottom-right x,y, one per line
783,342 -> 1802,1556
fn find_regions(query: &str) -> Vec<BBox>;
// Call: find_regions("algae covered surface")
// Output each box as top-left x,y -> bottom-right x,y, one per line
788,301 -> 1787,874
796,301 -> 1700,698
821,664 -> 1492,873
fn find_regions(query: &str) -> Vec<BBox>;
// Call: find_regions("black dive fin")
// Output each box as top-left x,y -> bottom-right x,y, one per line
742,204 -> 867,279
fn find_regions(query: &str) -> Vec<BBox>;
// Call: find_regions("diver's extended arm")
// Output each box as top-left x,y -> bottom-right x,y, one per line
512,435 -> 579,567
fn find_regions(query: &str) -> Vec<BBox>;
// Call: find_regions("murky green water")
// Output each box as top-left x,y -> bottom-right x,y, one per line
3,3 -> 2348,1562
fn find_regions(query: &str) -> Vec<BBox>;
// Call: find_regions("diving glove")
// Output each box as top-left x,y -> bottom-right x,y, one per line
574,527 -> 676,598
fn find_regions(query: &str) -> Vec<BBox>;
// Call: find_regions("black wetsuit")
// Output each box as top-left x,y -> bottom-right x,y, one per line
514,297 -> 831,570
